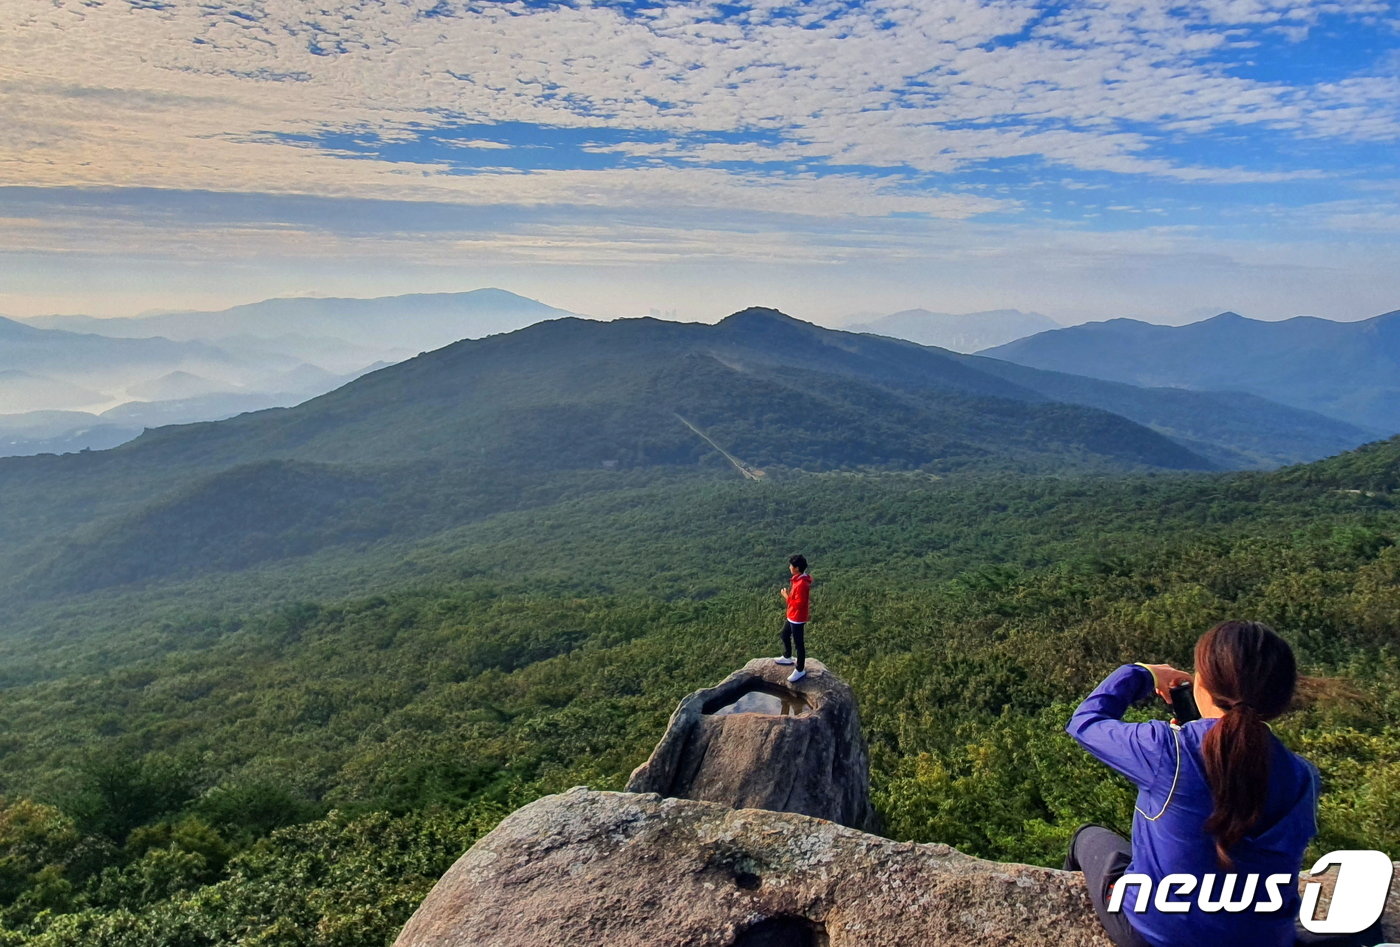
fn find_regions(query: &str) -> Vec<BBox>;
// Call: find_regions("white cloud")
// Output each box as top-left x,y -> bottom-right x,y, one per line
441,138 -> 514,150
3,0 -> 1399,324
3,0 -> 1396,206
1325,212 -> 1400,232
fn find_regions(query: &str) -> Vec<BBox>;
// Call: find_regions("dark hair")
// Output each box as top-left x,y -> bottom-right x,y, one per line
788,554 -> 808,572
1194,620 -> 1297,868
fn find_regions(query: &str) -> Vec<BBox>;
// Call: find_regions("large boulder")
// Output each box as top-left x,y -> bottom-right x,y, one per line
392,788 -> 1115,947
393,658 -> 1400,946
625,658 -> 875,831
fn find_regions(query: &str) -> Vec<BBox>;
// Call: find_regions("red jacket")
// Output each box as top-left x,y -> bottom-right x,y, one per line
786,572 -> 811,623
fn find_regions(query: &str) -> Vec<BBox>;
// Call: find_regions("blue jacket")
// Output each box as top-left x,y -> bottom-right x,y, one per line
1067,664 -> 1319,947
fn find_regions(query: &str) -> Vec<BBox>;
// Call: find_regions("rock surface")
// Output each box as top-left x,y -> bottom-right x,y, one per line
393,788 -> 1116,947
625,658 -> 875,831
394,659 -> 1400,947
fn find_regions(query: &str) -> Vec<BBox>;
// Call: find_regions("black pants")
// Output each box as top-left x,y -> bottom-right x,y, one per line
1064,824 -> 1388,947
781,620 -> 805,671
1065,825 -> 1153,947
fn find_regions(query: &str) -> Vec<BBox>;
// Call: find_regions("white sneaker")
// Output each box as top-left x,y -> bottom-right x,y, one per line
787,669 -> 806,682
774,657 -> 795,665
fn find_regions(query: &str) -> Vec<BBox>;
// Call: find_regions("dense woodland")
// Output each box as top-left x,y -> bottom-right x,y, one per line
0,436 -> 1396,945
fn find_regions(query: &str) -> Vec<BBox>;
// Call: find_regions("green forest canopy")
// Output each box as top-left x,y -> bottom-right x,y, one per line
0,436 -> 1396,946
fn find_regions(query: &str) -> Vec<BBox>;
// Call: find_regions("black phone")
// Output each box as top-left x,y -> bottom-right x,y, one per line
1169,681 -> 1200,724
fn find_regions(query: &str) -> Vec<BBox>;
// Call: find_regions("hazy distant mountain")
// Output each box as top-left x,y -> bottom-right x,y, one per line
0,360 -> 391,459
262,363 -> 347,392
850,309 -> 1059,353
25,288 -> 579,358
0,409 -> 99,436
982,311 -> 1400,434
0,390 -> 339,458
100,360 -> 386,430
208,334 -> 411,374
126,370 -> 243,402
1,307 -> 1384,599
0,306 -> 409,453
0,408 -> 142,459
0,370 -> 108,413
0,411 -> 142,457
99,392 -> 310,428
960,354 -> 1372,469
0,316 -> 47,342
0,314 -> 263,393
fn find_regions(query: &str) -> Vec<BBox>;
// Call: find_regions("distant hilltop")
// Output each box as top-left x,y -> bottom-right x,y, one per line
22,287 -> 579,356
0,289 -> 581,457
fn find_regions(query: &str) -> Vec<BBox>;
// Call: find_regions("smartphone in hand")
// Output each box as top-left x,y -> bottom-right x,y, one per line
1168,682 -> 1201,723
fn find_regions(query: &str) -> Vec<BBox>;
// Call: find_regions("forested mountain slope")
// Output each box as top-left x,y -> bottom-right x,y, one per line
0,308 -> 1235,604
0,437 -> 1395,946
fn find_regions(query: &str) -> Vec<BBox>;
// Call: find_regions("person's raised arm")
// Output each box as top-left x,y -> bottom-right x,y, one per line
1066,664 -> 1183,788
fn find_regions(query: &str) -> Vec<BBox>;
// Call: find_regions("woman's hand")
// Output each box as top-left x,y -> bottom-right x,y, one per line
1139,663 -> 1192,704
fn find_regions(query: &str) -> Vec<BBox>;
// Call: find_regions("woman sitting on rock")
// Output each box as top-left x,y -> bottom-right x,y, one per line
1065,620 -> 1382,947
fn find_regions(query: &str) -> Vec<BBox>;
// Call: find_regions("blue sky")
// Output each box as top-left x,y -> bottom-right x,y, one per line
2,0 -> 1398,325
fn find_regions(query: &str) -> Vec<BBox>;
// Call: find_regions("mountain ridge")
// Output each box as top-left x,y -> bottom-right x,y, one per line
0,306 -> 1386,603
22,288 -> 580,354
982,309 -> 1400,433
0,306 -> 1229,600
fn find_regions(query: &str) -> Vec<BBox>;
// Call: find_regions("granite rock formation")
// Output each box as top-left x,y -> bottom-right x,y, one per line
393,787 -> 1118,947
625,658 -> 875,831
393,659 -> 1400,947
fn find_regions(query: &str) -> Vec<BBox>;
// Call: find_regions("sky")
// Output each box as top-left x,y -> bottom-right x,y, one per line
2,0 -> 1399,326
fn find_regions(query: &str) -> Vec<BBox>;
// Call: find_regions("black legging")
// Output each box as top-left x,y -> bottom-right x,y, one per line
781,620 -> 805,671
1064,824 -> 1388,947
1065,825 -> 1152,947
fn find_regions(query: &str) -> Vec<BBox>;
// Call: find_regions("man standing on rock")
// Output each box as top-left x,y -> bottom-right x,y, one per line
775,554 -> 810,683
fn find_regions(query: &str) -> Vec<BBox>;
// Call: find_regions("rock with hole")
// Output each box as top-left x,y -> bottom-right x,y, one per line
625,658 -> 875,831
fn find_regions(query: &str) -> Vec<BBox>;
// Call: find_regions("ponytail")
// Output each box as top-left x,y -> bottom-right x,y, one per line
1200,703 -> 1273,866
1194,621 -> 1297,869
